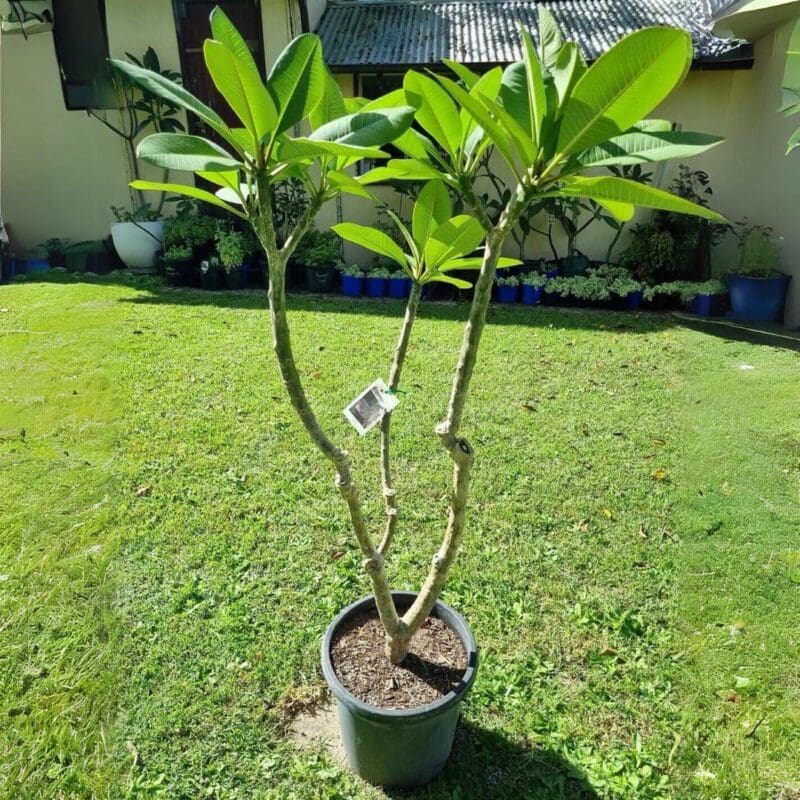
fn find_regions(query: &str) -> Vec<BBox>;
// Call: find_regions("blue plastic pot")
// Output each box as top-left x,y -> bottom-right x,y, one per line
496,284 -> 519,304
341,274 -> 363,297
626,289 -> 644,310
388,276 -> 412,299
727,274 -> 790,322
545,267 -> 559,279
25,258 -> 49,274
366,276 -> 386,297
687,292 -> 726,317
1,257 -> 20,282
321,592 -> 478,788
521,284 -> 543,306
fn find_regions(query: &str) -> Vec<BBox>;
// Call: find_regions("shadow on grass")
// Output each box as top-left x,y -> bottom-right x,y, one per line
383,721 -> 599,799
10,270 -> 798,349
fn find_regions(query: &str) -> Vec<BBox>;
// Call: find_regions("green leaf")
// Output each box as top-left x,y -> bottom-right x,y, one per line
203,40 -> 257,140
499,62 -> 531,136
359,91 -> 430,159
327,170 -> 377,200
538,7 -> 564,70
593,198 -> 635,222
310,69 -> 347,131
555,176 -> 726,221
443,59 -> 480,89
266,34 -> 326,135
136,133 -> 243,172
109,58 -> 241,153
552,42 -> 585,106
781,19 -> 800,113
440,256 -> 521,271
332,223 -> 407,267
477,92 -> 536,164
435,74 -> 522,177
570,128 -> 724,168
130,180 -> 247,219
521,27 -> 547,148
424,273 -> 473,289
556,27 -> 692,160
309,106 -> 415,148
412,180 -> 452,248
359,159 -> 449,185
404,71 -> 462,158
209,7 -> 276,139
424,215 -> 485,268
275,137 -> 385,161
461,67 -> 503,146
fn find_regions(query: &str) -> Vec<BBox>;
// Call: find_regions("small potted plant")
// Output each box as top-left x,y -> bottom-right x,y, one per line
387,266 -> 412,299
302,228 -> 340,292
366,266 -> 390,298
495,274 -> 520,303
521,272 -> 547,306
160,243 -> 196,286
216,226 -> 247,289
339,263 -> 364,297
728,224 -> 790,322
24,246 -> 50,275
110,203 -> 163,273
601,264 -> 644,310
200,256 -> 223,291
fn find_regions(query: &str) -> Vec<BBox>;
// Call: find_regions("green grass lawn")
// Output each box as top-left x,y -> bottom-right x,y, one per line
1,277 -> 798,800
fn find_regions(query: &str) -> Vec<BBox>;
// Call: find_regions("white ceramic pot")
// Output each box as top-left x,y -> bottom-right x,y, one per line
110,221 -> 164,270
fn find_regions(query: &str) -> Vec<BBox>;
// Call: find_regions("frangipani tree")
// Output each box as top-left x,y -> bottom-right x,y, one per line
116,6 -> 724,665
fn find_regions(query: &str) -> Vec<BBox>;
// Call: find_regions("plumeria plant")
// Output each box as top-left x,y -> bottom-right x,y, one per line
116,6 -> 724,667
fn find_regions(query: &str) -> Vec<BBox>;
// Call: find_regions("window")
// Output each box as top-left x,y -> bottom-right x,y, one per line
52,0 -> 111,110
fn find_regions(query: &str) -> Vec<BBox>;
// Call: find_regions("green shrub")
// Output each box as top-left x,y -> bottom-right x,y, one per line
736,224 -> 781,276
215,227 -> 246,270
495,274 -> 519,287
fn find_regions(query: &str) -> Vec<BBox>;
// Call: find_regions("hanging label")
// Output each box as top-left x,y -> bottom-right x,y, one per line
343,379 -> 398,436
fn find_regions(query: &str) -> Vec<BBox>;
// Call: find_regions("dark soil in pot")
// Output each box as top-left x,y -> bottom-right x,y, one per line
331,611 -> 467,710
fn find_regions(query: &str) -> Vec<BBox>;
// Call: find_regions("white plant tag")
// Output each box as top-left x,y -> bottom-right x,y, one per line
343,379 -> 398,436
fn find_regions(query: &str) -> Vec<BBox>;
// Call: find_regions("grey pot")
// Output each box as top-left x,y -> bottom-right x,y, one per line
321,591 -> 478,788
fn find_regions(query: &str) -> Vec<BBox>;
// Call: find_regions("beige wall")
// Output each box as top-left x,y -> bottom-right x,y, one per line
0,0 -> 184,251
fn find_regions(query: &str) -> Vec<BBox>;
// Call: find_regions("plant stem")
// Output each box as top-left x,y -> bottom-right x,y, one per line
252,174 -> 402,651
378,281 -> 422,557
398,200 -> 522,648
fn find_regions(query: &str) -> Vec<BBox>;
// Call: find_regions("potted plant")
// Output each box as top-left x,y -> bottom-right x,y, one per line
495,274 -> 519,303
387,266 -> 412,299
520,272 -> 547,305
597,263 -> 644,310
216,226 -> 247,289
727,224 -> 790,322
200,257 -> 223,291
119,8 -> 722,787
366,266 -> 390,297
24,246 -> 50,275
339,263 -> 364,297
160,243 -> 196,286
302,229 -> 339,292
110,203 -> 164,273
89,48 -> 185,272
39,238 -> 69,269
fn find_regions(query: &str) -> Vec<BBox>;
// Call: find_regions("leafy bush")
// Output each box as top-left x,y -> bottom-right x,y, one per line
620,225 -> 676,284
736,224 -> 782,276
162,243 -> 193,262
643,278 -> 726,302
215,227 -> 246,270
338,263 -> 364,278
495,275 -> 519,287
547,265 -> 641,301
521,272 -> 547,288
295,228 -> 340,267
367,266 -> 392,279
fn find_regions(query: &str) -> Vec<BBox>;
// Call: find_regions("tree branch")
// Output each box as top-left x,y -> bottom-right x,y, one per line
378,281 -> 422,557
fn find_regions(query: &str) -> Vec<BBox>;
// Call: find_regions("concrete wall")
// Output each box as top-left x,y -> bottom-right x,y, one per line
1,4 -> 798,324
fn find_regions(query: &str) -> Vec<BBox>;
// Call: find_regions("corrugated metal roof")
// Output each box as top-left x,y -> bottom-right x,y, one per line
317,0 -> 753,70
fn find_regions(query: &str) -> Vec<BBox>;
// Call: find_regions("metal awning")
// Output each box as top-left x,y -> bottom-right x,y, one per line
317,0 -> 754,71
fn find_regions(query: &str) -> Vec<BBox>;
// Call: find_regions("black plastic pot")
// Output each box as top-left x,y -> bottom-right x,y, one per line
305,263 -> 335,292
225,264 -> 245,290
162,257 -> 199,287
321,592 -> 478,788
200,259 -> 222,290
